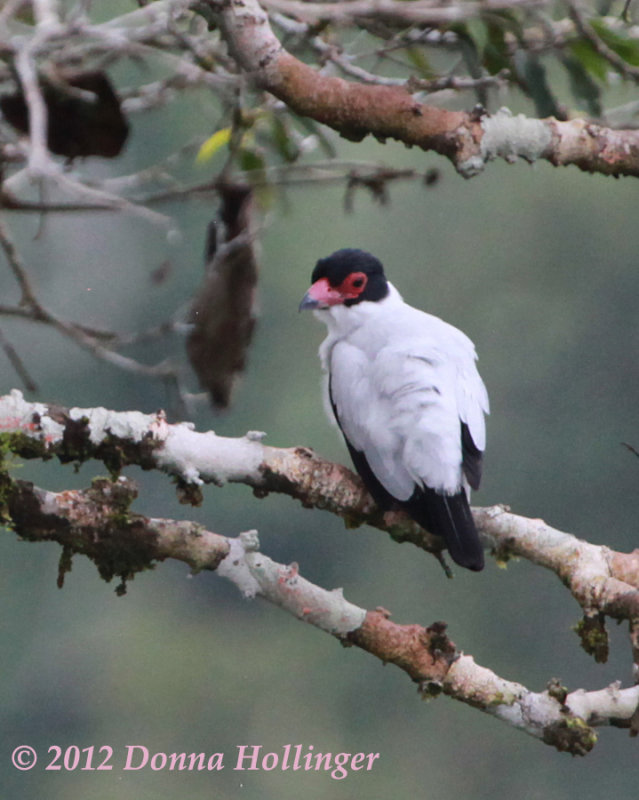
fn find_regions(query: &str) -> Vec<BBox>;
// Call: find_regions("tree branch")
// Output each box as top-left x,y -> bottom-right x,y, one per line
261,0 -> 547,27
1,388 -> 638,680
216,0 -> 639,178
3,468 -> 637,754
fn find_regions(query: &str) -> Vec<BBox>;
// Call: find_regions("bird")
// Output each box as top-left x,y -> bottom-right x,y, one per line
299,248 -> 489,571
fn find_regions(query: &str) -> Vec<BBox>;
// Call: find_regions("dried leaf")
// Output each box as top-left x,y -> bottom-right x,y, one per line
186,184 -> 259,410
0,70 -> 129,159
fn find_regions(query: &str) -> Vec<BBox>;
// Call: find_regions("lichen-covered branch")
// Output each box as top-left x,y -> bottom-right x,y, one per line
216,0 -> 639,178
475,505 -> 639,681
1,388 -> 639,677
2,468 -> 637,754
0,388 -> 446,565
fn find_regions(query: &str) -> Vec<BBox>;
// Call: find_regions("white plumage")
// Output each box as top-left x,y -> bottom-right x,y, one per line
301,249 -> 489,571
318,283 -> 488,498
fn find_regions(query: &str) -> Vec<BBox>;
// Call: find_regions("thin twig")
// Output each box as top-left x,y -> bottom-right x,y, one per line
0,325 -> 37,391
271,11 -> 506,92
0,216 -> 187,387
408,69 -> 511,93
263,0 -> 548,26
0,216 -> 40,307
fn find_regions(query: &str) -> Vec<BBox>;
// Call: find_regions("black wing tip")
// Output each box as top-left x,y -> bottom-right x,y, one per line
338,434 -> 486,573
445,519 -> 485,571
406,487 -> 485,573
449,548 -> 485,572
461,422 -> 483,491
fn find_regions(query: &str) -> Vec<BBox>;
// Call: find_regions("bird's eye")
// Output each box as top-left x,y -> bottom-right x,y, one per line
346,272 -> 367,291
339,272 -> 367,297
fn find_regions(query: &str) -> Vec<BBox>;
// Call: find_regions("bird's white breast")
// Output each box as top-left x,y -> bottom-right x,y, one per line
315,283 -> 488,498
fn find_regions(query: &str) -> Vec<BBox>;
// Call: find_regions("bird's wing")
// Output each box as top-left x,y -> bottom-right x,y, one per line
456,351 -> 489,451
328,314 -> 488,500
456,350 -> 489,490
328,339 -> 416,500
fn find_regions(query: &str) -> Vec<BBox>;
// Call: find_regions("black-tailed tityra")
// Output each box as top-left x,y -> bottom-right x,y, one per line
299,249 -> 489,571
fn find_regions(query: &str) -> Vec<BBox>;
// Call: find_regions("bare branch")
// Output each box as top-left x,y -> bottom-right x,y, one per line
1,388 -> 638,674
3,468 -> 637,754
217,0 -> 639,178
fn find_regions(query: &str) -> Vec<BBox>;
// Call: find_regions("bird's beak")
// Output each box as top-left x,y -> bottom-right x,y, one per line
299,290 -> 319,311
299,277 -> 342,311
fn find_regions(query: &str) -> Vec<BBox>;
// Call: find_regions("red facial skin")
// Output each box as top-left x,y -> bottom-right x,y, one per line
305,272 -> 368,308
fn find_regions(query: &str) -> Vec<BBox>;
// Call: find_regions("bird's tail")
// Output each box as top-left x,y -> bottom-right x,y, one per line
407,488 -> 484,572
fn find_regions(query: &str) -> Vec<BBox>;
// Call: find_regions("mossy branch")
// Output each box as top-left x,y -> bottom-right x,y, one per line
2,467 -> 637,754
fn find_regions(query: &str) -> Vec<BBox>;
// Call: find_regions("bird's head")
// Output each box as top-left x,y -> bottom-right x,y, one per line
299,249 -> 390,311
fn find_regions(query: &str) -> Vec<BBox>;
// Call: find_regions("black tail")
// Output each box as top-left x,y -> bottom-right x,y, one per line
338,431 -> 484,571
405,487 -> 484,572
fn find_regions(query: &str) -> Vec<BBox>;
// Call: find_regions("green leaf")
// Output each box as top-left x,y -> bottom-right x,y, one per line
562,55 -> 603,117
404,46 -> 435,79
239,147 -> 265,173
591,17 -> 639,67
453,23 -> 487,104
238,148 -> 275,210
483,20 -> 510,75
480,11 -> 524,75
567,39 -> 609,82
482,10 -> 524,41
270,115 -> 300,163
513,52 -> 563,119
465,19 -> 489,54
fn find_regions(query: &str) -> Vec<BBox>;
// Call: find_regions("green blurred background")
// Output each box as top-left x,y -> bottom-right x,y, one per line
2,5 -> 639,798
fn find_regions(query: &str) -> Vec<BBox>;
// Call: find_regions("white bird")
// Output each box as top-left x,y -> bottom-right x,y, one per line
299,249 -> 489,571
